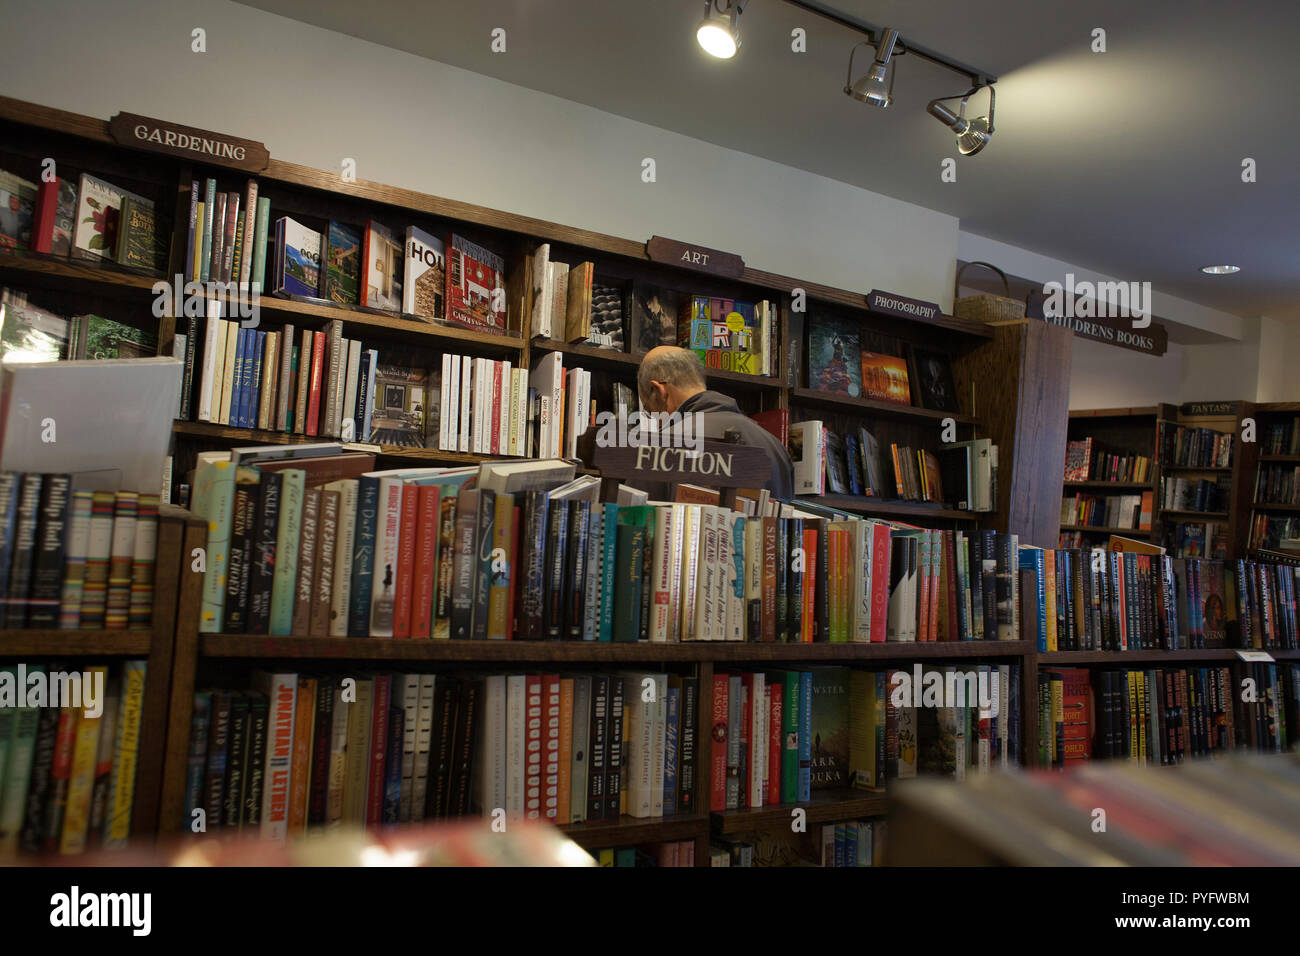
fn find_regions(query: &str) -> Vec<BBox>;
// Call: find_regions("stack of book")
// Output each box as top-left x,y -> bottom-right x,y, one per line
1253,463 -> 1300,505
0,660 -> 148,857
1063,438 -> 1151,483
0,475 -> 158,631
1158,422 -> 1233,468
594,841 -> 696,866
1060,491 -> 1152,530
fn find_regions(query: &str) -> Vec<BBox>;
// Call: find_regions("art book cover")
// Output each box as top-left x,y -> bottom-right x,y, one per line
445,233 -> 505,331
72,314 -> 156,360
324,221 -> 361,305
363,221 -> 402,311
809,667 -> 850,790
0,170 -> 38,251
629,281 -> 679,354
0,296 -> 68,363
1200,560 -> 1227,646
403,226 -> 446,321
860,351 -> 912,406
807,314 -> 861,397
274,217 -> 322,298
368,362 -> 430,448
588,282 -> 626,351
72,173 -> 151,263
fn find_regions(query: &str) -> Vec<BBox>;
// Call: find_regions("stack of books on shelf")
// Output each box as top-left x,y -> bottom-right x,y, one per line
0,474 -> 159,631
1038,662 -> 1295,769
183,669 -> 694,834
0,660 -> 148,858
1158,421 -> 1233,468
1060,491 -> 1152,532
1063,438 -> 1152,483
189,445 -> 1027,645
709,820 -> 886,867
595,840 -> 696,867
1253,462 -> 1300,505
1,166 -> 166,273
1249,514 -> 1300,553
1161,474 -> 1229,512
1262,415 -> 1300,456
0,289 -> 156,365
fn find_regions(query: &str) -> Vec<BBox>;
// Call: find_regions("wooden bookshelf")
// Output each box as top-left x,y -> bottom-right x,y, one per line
1,94 -> 1074,866
712,789 -> 889,834
1058,405 -> 1159,548
1059,525 -> 1150,536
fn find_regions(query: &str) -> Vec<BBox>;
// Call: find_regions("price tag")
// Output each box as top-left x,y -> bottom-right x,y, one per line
1234,649 -> 1275,662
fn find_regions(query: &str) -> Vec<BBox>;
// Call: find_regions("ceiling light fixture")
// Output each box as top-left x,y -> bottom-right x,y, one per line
697,0 -> 747,59
844,28 -> 900,109
1200,265 -> 1241,274
926,85 -> 996,156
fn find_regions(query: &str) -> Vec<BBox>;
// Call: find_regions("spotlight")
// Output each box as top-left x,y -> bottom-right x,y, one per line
697,0 -> 744,59
926,85 -> 996,156
845,28 -> 900,108
1200,265 -> 1241,274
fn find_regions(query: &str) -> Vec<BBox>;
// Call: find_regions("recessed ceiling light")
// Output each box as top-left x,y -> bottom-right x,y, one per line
1200,265 -> 1240,274
697,1 -> 744,59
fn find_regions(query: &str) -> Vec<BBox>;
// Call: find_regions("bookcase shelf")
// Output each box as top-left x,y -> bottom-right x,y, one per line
813,494 -> 979,522
1258,455 -> 1300,463
1161,464 -> 1232,473
0,630 -> 154,656
561,814 -> 709,848
1059,525 -> 1149,535
1038,648 -> 1300,665
0,247 -> 160,297
712,789 -> 890,834
1161,509 -> 1229,520
1062,480 -> 1151,490
788,387 -> 981,426
1250,502 -> 1300,513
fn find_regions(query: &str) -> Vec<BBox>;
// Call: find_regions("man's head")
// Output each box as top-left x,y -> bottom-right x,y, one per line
638,346 -> 707,414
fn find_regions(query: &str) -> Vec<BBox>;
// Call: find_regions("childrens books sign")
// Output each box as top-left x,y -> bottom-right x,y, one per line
108,112 -> 270,173
646,236 -> 744,278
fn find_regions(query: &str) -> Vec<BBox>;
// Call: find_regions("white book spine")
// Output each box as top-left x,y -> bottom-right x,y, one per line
480,674 -> 507,817
650,673 -> 666,818
342,338 -> 362,442
855,520 -> 873,642
498,359 -> 512,455
197,302 -> 221,422
514,368 -> 528,459
409,674 -> 436,819
505,674 -> 527,816
369,477 -> 403,636
327,481 -> 357,637
398,674 -> 420,822
254,671 -> 297,841
458,355 -> 472,454
439,353 -> 452,451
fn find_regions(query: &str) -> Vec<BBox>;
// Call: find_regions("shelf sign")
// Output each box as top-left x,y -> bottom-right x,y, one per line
646,236 -> 744,278
593,439 -> 769,486
108,112 -> 270,173
866,290 -> 942,322
1235,649 -> 1275,663
1180,401 -> 1240,417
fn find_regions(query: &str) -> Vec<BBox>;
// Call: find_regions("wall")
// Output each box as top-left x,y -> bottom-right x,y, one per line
0,0 -> 958,309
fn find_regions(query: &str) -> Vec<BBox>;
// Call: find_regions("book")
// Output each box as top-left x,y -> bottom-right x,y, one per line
445,234 -> 505,332
402,226 -> 446,320
323,221 -> 362,305
273,217 -> 322,298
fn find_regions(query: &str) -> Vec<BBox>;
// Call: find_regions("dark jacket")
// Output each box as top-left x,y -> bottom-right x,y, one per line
647,390 -> 794,499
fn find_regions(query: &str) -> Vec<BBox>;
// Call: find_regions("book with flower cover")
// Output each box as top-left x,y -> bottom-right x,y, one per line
0,169 -> 38,251
445,233 -> 506,332
72,173 -> 151,264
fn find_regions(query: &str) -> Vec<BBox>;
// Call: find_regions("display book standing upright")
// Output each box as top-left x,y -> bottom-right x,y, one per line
0,94 -> 1066,865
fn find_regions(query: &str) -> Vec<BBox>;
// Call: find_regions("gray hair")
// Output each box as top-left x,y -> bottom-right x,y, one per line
638,347 -> 706,406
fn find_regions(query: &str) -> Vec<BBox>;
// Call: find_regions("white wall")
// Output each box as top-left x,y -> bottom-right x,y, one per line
0,0 -> 958,309
1068,337 -> 1184,410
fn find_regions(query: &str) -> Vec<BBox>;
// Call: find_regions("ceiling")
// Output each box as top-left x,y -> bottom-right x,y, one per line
238,0 -> 1299,321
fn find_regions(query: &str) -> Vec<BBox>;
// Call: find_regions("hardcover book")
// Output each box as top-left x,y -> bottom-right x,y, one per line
628,282 -> 680,354
445,233 -> 505,332
324,221 -> 361,305
72,174 -> 151,263
0,170 -> 38,250
860,351 -> 912,406
588,282 -> 626,351
367,362 -> 430,448
807,314 -> 861,397
362,221 -> 402,311
274,217 -> 322,298
402,226 -> 446,321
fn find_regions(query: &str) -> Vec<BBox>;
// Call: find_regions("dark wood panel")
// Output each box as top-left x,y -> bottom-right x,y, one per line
1041,648 -> 1300,664
560,814 -> 708,848
712,789 -> 889,834
790,388 -> 981,425
812,494 -> 979,522
0,630 -> 153,656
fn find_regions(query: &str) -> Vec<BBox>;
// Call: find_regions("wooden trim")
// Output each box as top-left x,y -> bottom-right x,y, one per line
0,631 -> 152,656
1068,406 -> 1159,419
789,387 -> 982,425
712,789 -> 889,834
812,495 -> 979,522
561,813 -> 708,849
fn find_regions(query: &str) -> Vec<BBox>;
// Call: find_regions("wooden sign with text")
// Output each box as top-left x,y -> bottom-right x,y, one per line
1041,312 -> 1168,357
108,112 -> 270,173
866,289 -> 943,322
593,440 -> 769,487
647,236 -> 744,278
1180,401 -> 1241,417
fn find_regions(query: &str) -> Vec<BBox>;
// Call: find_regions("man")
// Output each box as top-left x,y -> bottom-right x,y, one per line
636,345 -> 794,498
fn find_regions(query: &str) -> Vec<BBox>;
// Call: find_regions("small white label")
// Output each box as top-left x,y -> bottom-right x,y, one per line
1235,649 -> 1275,663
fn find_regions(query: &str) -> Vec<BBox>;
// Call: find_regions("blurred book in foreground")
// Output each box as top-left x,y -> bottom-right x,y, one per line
887,753 -> 1300,866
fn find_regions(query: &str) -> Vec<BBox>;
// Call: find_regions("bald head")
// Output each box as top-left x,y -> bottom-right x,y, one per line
639,346 -> 707,414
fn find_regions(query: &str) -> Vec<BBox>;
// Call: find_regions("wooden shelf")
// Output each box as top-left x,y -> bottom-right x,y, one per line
0,629 -> 154,656
712,789 -> 889,834
1161,510 -> 1228,520
1041,648 -> 1300,664
1258,455 -> 1300,463
531,338 -> 638,369
0,248 -> 160,296
1161,464 -> 1232,473
198,635 -> 1033,662
1062,481 -> 1152,490
1250,502 -> 1300,513
1059,525 -> 1150,535
172,420 -> 521,465
560,813 -> 707,848
1068,406 -> 1159,419
789,388 -> 981,426
812,494 -> 979,521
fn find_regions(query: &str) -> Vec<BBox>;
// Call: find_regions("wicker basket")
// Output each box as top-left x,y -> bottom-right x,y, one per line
953,261 -> 1026,324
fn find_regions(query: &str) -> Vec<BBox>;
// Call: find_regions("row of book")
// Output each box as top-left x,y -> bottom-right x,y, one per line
184,669 -> 697,835
1060,492 -> 1152,530
712,664 -> 1021,813
0,475 -> 158,630
596,840 -> 697,867
1262,415 -> 1300,456
706,820 -> 886,867
1,167 -> 165,272
790,419 -> 996,511
1163,519 -> 1228,560
0,661 -> 148,857
1248,514 -> 1300,553
1161,475 -> 1229,513
0,290 -> 155,366
1253,463 -> 1300,506
1020,546 -> 1300,651
1063,437 -> 1152,484
1038,662 -> 1295,768
1158,422 -> 1233,468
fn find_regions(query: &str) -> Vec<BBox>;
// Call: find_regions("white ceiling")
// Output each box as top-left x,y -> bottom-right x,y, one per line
238,0 -> 1300,320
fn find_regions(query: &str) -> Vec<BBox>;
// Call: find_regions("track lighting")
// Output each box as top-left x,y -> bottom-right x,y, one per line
697,0 -> 746,59
844,28 -> 900,108
926,85 -> 996,156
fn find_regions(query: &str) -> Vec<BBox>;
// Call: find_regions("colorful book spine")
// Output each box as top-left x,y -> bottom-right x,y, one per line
128,494 -> 158,629
269,470 -> 305,635
103,660 -> 147,848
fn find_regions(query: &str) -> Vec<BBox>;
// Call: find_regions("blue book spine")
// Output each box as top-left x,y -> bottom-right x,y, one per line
798,669 -> 812,802
663,685 -> 679,816
183,691 -> 211,816
248,329 -> 265,429
200,178 -> 216,283
1017,549 -> 1047,650
845,823 -> 858,867
227,327 -> 245,428
598,503 -> 618,641
348,476 -> 380,636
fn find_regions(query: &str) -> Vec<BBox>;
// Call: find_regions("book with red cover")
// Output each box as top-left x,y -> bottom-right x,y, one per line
767,679 -> 783,805
365,674 -> 392,825
750,409 -> 789,446
392,484 -> 421,637
445,233 -> 507,332
1044,667 -> 1092,762
491,362 -> 503,455
710,672 -> 729,812
30,177 -> 60,254
410,485 -> 440,639
761,518 -> 777,642
306,331 -> 326,437
870,521 -> 891,642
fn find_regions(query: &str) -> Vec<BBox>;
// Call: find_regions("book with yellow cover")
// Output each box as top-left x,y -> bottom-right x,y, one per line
104,659 -> 147,848
60,666 -> 109,854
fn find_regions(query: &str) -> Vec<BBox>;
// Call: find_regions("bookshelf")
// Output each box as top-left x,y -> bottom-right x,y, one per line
1058,406 -> 1159,547
1245,402 -> 1300,558
1,94 -> 1072,866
